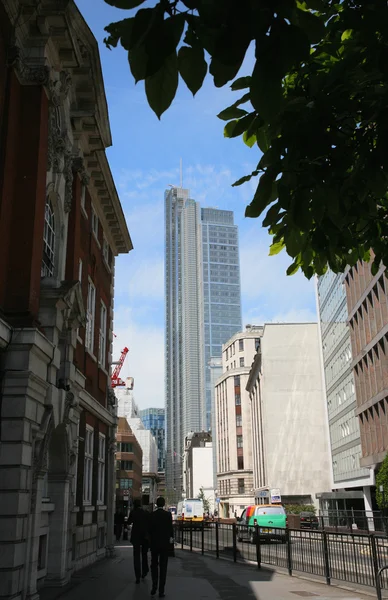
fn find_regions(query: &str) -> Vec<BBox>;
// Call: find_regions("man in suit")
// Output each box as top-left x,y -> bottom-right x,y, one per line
128,499 -> 150,584
149,497 -> 174,598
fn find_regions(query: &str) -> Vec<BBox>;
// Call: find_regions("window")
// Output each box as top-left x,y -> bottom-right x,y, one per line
237,456 -> 244,470
120,460 -> 133,470
120,442 -> 133,453
225,348 -> 228,360
83,426 -> 94,504
91,205 -> 99,239
86,280 -> 96,352
81,184 -> 86,213
237,435 -> 243,448
238,478 -> 245,494
239,339 -> 244,352
236,415 -> 242,427
255,338 -> 261,351
97,434 -> 105,504
42,199 -> 55,277
38,535 -> 47,570
120,478 -> 133,489
99,302 -> 107,367
239,357 -> 244,367
78,259 -> 83,283
233,344 -> 235,355
103,236 -> 109,265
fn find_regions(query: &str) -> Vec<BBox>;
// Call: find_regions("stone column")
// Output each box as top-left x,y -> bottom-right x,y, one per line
46,474 -> 71,584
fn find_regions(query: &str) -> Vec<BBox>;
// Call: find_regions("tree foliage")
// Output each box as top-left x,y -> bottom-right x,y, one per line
197,486 -> 211,514
376,454 -> 388,511
104,0 -> 388,278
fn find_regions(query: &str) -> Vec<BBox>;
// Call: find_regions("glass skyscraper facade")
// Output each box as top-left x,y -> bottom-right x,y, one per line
139,408 -> 166,473
165,187 -> 242,502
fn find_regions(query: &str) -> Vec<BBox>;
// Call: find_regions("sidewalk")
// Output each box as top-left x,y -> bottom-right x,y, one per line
39,541 -> 373,600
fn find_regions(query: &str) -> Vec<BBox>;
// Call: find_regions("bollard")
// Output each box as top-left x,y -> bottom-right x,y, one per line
201,520 -> 205,555
286,528 -> 292,577
181,523 -> 184,550
190,521 -> 193,551
216,521 -> 219,559
232,523 -> 237,563
322,530 -> 331,585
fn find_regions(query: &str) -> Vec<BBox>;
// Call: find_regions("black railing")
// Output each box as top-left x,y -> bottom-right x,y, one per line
173,521 -> 388,598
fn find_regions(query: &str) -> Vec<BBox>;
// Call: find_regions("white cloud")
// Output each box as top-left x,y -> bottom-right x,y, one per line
112,306 -> 164,410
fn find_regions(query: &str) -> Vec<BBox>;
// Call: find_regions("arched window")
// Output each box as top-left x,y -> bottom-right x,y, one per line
41,199 -> 55,277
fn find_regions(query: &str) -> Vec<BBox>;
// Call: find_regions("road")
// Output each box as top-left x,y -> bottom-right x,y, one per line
173,523 -> 388,591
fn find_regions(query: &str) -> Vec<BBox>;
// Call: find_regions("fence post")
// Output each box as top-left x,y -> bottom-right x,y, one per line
255,524 -> 261,569
286,528 -> 292,577
322,530 -> 331,586
216,522 -> 219,559
201,521 -> 205,555
232,523 -> 237,562
190,521 -> 193,552
181,523 -> 184,550
370,534 -> 382,600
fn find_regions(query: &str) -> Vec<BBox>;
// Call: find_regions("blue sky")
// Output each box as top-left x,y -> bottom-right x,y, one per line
76,0 -> 317,409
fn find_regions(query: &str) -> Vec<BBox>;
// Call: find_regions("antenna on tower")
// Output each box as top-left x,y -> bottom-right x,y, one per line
180,158 -> 183,188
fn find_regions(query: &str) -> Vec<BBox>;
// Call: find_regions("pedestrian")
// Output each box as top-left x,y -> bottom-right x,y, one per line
148,496 -> 174,598
128,499 -> 150,584
114,510 -> 124,542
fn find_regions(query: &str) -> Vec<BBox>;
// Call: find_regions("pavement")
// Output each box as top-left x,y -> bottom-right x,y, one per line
38,541 -> 376,600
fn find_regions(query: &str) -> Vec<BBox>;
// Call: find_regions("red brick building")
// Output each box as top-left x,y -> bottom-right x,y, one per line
115,418 -> 143,513
344,261 -> 388,470
0,1 -> 132,598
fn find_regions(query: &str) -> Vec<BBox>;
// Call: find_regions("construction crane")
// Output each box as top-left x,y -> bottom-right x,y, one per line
111,347 -> 129,388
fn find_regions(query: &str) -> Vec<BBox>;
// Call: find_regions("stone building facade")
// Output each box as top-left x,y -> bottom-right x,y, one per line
344,261 -> 388,472
0,1 -> 132,599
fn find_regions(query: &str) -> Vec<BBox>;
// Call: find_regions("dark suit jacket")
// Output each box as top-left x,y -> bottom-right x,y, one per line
128,507 -> 150,545
149,508 -> 174,550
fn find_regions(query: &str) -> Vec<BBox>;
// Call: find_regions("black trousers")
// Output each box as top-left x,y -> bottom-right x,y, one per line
133,543 -> 149,580
151,548 -> 168,593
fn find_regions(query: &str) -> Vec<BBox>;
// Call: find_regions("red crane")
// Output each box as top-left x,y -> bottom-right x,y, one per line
111,347 -> 129,388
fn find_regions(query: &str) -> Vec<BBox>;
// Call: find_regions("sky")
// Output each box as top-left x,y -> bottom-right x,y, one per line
76,0 -> 317,409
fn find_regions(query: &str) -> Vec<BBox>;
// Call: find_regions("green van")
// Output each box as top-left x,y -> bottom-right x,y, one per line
237,504 -> 287,543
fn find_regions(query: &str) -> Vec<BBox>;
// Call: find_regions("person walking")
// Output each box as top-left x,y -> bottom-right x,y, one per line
128,499 -> 150,584
149,497 -> 174,598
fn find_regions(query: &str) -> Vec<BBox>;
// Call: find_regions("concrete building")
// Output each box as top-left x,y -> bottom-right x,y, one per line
316,271 -> 374,513
165,187 -> 242,503
209,356 -> 223,488
116,387 -> 158,506
0,1 -> 132,597
246,324 -> 332,508
215,326 -> 263,517
140,407 -> 166,472
183,432 -> 214,512
115,418 -> 142,513
344,261 -> 388,506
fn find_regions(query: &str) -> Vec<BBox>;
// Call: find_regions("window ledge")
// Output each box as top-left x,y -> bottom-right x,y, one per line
97,504 -> 107,510
103,257 -> 112,274
77,335 -> 83,345
81,205 -> 88,220
93,232 -> 101,248
83,504 -> 95,512
72,506 -> 80,513
86,348 -> 97,363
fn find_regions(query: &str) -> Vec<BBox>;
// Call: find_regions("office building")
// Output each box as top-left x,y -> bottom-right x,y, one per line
183,432 -> 214,513
0,1 -> 132,595
344,261 -> 388,505
165,187 -> 242,502
246,324 -> 332,509
316,271 -> 374,513
115,418 -> 143,513
215,326 -> 263,517
140,407 -> 166,472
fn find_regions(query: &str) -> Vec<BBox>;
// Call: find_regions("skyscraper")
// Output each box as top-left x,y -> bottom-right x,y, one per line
140,408 -> 166,472
165,187 -> 242,501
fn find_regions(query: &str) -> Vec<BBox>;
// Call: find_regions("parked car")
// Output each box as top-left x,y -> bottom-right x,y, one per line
237,504 -> 287,543
299,511 -> 319,529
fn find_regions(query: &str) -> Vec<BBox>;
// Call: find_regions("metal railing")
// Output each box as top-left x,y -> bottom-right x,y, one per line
173,521 -> 388,597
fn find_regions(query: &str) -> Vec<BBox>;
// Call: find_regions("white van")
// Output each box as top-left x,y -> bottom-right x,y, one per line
177,498 -> 204,524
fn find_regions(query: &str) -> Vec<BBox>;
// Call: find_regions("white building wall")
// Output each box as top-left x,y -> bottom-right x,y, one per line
261,323 -> 331,506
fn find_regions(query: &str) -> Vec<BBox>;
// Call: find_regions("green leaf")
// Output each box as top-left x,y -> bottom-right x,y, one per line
286,261 -> 300,275
210,57 -> 243,88
128,43 -> 148,82
224,113 -> 256,138
145,53 -> 179,119
217,106 -> 248,121
269,240 -> 285,256
243,129 -> 256,148
245,173 -> 278,218
256,127 -> 271,153
250,59 -> 283,121
231,76 -> 251,91
262,203 -> 283,227
232,172 -> 259,187
104,0 -> 146,8
341,29 -> 353,42
292,8 -> 326,44
178,45 -> 207,96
